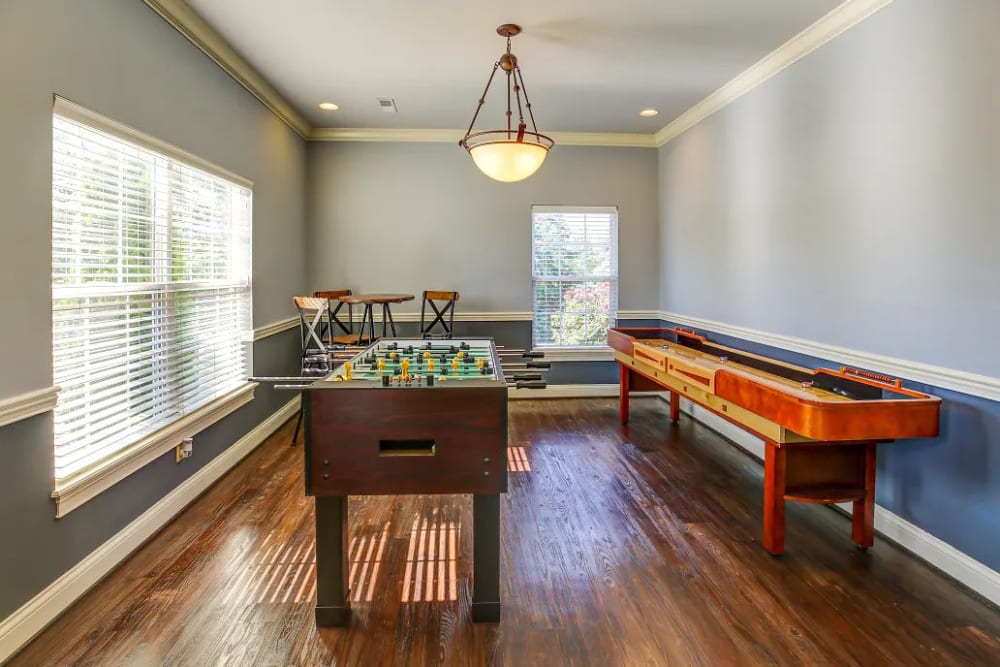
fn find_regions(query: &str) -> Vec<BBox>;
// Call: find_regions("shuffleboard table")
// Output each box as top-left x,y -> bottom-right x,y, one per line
609,326 -> 941,555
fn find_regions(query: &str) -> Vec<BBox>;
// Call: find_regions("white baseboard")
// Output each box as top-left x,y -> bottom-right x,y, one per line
666,396 -> 1000,607
0,397 -> 300,664
866,505 -> 1000,607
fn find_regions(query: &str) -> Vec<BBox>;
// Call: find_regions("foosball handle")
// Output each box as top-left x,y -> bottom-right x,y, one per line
522,351 -> 545,358
525,361 -> 551,369
511,373 -> 542,381
515,380 -> 547,389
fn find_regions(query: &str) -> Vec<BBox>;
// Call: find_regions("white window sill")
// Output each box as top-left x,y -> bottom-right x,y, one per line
533,346 -> 615,362
51,382 -> 258,518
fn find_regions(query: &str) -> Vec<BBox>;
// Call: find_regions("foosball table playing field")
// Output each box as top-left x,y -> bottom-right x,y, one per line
297,338 -> 546,626
609,327 -> 942,556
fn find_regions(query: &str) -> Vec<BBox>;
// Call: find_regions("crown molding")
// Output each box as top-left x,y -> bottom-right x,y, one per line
309,127 -> 657,148
145,0 -> 890,150
654,0 -> 895,147
143,0 -> 311,139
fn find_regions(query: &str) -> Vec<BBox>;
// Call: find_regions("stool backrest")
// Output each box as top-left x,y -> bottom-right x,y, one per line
419,290 -> 460,339
313,289 -> 354,336
293,296 -> 329,358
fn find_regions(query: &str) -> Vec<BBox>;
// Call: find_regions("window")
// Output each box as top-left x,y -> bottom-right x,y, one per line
531,206 -> 618,348
51,98 -> 252,492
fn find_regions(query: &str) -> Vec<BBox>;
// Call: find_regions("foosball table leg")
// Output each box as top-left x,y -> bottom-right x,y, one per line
669,392 -> 680,424
471,493 -> 501,622
619,364 -> 630,424
763,440 -> 787,556
851,443 -> 877,549
315,495 -> 350,626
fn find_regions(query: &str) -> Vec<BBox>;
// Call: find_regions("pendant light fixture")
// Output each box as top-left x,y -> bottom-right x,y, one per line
459,24 -> 554,183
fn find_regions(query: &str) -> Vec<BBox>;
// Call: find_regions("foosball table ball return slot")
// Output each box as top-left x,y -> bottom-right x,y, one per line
378,439 -> 436,456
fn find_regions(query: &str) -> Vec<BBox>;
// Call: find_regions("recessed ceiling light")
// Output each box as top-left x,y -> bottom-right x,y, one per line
318,102 -> 340,111
639,109 -> 659,117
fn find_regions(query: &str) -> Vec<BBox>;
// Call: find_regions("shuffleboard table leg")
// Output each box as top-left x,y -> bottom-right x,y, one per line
619,364 -> 630,424
851,443 -> 877,549
315,495 -> 350,626
472,493 -> 501,622
669,392 -> 680,424
763,440 -> 787,555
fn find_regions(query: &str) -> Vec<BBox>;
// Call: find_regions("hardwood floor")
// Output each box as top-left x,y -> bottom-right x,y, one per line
11,399 -> 1000,666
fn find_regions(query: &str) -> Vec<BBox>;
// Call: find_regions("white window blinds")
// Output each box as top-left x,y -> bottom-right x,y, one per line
531,206 -> 619,348
52,104 -> 252,482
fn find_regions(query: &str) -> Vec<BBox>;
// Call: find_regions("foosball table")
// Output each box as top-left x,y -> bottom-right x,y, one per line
299,338 -> 545,626
609,327 -> 941,555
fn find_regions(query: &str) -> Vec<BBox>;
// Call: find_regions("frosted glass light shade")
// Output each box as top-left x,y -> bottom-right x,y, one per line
469,141 -> 549,183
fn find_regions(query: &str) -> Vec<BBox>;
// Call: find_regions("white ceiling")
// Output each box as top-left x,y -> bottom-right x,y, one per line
186,0 -> 840,134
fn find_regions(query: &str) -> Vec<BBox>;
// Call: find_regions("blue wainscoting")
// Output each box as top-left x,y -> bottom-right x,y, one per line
660,319 -> 1000,573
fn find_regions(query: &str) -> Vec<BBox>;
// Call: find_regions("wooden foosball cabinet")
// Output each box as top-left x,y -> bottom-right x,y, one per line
303,338 -> 507,625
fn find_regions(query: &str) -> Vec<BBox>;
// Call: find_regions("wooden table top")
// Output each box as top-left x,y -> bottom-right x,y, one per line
338,293 -> 415,305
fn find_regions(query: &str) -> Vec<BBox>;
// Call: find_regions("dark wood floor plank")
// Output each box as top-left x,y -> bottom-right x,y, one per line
9,399 -> 1000,666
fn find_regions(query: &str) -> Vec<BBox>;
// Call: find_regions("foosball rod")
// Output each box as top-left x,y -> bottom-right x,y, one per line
497,350 -> 545,358
507,380 -> 547,389
248,376 -> 328,383
500,361 -> 551,370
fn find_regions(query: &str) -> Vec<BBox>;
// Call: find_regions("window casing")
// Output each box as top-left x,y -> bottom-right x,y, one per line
51,100 -> 252,487
531,206 -> 619,349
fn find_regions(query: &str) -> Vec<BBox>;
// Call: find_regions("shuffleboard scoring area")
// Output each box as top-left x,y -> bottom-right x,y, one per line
302,338 -> 522,627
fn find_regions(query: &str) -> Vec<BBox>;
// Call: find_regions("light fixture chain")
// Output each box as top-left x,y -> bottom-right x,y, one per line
515,66 -> 540,134
513,71 -> 526,130
461,60 -> 502,143
506,69 -> 513,136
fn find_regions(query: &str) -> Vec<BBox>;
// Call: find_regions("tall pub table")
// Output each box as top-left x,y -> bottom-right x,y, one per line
338,293 -> 415,344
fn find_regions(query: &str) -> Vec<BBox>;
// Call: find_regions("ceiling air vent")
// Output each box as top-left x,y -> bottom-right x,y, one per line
377,98 -> 397,113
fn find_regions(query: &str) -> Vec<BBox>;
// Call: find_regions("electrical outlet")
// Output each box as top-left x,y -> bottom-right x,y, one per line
175,438 -> 193,462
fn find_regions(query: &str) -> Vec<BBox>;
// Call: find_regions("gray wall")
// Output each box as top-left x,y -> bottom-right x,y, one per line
658,0 -> 1000,378
307,142 -> 660,314
656,0 -> 1000,569
0,0 -> 306,619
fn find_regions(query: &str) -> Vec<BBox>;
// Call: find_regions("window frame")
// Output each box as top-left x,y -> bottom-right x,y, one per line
49,97 -> 256,517
530,205 -> 619,360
